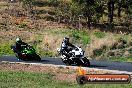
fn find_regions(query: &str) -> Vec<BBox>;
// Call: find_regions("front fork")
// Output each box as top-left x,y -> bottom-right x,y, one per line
79,57 -> 85,64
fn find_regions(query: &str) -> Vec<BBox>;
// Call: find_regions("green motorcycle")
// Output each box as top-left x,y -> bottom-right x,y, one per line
11,45 -> 41,61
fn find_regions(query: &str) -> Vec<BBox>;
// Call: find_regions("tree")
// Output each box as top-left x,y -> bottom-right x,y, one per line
22,0 -> 34,12
72,0 -> 100,29
127,0 -> 132,31
69,1 -> 83,28
55,1 -> 70,24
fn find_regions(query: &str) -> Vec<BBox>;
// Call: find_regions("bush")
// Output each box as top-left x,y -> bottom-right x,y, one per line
82,35 -> 90,45
49,0 -> 59,6
72,31 -> 81,40
108,56 -> 132,62
71,30 -> 90,45
35,47 -> 53,57
18,23 -> 27,28
44,15 -> 55,21
40,50 -> 53,57
94,31 -> 106,38
93,49 -> 103,57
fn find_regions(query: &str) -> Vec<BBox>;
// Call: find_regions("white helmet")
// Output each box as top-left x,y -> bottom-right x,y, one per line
16,37 -> 22,43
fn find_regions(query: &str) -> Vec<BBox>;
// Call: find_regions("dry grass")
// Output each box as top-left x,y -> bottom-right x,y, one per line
0,62 -> 121,82
85,32 -> 117,57
34,6 -> 54,11
0,1 -> 8,7
40,34 -> 63,53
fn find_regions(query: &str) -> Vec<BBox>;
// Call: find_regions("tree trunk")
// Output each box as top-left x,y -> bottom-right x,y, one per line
108,0 -> 114,31
111,0 -> 114,22
118,0 -> 121,17
108,0 -> 114,23
78,16 -> 82,30
87,16 -> 91,29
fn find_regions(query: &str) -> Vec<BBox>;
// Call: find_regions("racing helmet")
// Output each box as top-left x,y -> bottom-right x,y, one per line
63,37 -> 69,43
16,37 -> 22,44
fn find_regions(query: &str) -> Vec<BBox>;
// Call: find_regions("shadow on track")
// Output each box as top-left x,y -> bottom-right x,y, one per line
90,65 -> 107,68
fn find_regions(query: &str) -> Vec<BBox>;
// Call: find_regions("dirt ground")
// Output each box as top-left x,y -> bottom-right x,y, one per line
0,62 -> 126,82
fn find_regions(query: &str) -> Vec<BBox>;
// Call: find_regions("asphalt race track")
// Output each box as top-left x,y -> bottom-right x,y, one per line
0,56 -> 132,72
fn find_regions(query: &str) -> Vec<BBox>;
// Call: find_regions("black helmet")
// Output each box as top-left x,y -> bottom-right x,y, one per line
63,37 -> 69,43
16,37 -> 22,44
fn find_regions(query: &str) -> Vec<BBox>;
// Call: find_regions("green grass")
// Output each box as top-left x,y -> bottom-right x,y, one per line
50,29 -> 91,45
101,56 -> 132,62
114,34 -> 132,43
94,31 -> 106,38
0,70 -> 131,88
0,43 -> 14,56
37,49 -> 53,57
70,30 -> 90,45
0,28 -> 131,62
0,28 -> 90,57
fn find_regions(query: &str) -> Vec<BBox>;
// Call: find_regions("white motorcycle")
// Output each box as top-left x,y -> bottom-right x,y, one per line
57,46 -> 90,67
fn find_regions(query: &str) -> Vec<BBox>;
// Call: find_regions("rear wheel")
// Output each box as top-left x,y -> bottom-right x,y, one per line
74,58 -> 84,66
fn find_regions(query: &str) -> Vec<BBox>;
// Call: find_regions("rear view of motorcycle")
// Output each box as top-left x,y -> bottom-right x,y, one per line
57,46 -> 90,67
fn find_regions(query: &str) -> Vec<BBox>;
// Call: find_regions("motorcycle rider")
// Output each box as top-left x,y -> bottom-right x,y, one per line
61,37 -> 75,58
14,37 -> 28,53
11,37 -> 29,60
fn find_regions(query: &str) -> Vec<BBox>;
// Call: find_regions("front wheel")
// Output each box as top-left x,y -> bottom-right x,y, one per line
61,57 -> 72,66
82,57 -> 90,67
34,54 -> 41,61
16,53 -> 28,61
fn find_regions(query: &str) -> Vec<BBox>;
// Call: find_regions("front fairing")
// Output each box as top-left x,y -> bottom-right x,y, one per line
72,47 -> 84,58
21,47 -> 36,55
